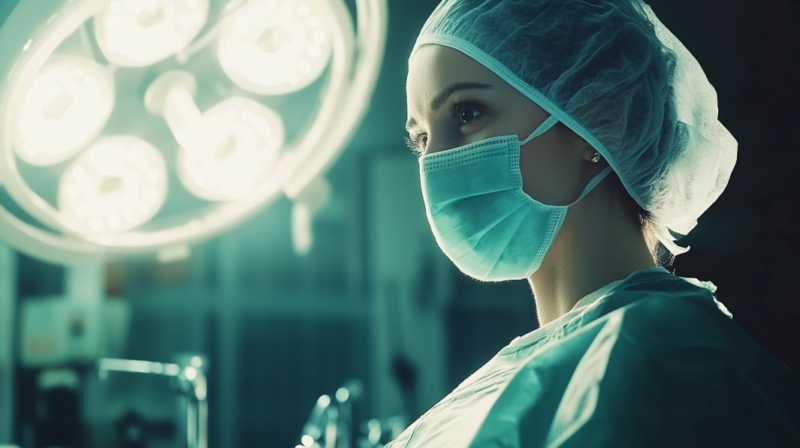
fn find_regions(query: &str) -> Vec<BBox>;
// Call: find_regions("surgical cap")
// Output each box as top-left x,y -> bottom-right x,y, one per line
410,0 -> 737,255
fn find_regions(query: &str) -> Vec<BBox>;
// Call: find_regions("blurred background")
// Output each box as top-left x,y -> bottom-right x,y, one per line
0,0 -> 798,447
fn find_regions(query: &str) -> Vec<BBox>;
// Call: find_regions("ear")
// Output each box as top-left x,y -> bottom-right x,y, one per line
559,125 -> 596,161
581,142 -> 598,162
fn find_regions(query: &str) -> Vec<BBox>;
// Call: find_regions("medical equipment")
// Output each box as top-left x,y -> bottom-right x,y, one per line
298,380 -> 363,448
411,0 -> 737,255
33,368 -> 83,448
297,380 -> 408,448
357,417 -> 407,448
0,0 -> 387,264
114,410 -> 176,448
98,354 -> 209,448
20,296 -> 130,367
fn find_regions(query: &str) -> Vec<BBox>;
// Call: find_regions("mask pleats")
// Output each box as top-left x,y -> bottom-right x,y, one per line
420,133 -> 610,281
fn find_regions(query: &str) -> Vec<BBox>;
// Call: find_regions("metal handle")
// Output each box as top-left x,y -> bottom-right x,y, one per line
98,355 -> 208,448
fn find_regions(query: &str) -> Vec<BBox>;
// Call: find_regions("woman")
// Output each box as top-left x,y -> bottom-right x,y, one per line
393,0 -> 800,446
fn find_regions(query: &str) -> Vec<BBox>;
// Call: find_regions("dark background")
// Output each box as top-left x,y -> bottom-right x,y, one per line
643,0 -> 800,373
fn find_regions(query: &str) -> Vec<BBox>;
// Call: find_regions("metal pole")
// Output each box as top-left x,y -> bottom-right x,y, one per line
0,243 -> 16,443
216,234 -> 239,448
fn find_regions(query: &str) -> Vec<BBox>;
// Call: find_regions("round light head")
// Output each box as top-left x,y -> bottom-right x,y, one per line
15,57 -> 115,166
59,135 -> 168,236
177,97 -> 285,201
217,0 -> 334,95
94,0 -> 210,67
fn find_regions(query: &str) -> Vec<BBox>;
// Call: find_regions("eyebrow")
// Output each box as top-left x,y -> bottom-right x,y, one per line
405,82 -> 493,132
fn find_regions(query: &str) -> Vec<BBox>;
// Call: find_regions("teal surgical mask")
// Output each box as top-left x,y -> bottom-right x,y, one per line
419,116 -> 612,281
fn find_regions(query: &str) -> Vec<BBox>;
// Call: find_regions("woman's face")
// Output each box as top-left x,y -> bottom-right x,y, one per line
406,45 -> 602,206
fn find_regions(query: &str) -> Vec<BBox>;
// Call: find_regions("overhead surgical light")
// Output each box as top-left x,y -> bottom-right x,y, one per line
58,136 -> 168,236
145,70 -> 285,201
95,0 -> 210,67
175,97 -> 285,201
0,0 -> 387,265
217,0 -> 334,95
16,57 -> 115,166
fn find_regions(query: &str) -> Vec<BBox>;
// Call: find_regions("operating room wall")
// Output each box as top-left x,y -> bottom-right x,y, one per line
9,0 -> 800,447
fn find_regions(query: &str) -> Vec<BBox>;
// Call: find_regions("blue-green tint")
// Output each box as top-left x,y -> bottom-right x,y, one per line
420,127 -> 611,281
411,0 -> 738,255
387,268 -> 800,447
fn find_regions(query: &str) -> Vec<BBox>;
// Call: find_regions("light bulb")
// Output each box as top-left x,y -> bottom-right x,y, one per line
217,0 -> 334,95
95,0 -> 209,67
176,97 -> 285,201
59,136 -> 168,235
15,57 -> 114,166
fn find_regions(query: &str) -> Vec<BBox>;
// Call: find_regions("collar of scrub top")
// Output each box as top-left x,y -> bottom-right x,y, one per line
500,266 -> 671,354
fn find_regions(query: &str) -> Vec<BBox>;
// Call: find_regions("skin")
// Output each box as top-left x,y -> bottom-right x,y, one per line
406,45 -> 655,326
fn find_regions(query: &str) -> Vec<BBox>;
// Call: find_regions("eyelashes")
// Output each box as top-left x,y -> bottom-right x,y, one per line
405,135 -> 423,156
448,99 -> 484,126
405,98 -> 486,156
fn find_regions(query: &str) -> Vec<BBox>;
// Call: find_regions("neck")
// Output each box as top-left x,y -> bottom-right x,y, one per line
528,193 -> 656,326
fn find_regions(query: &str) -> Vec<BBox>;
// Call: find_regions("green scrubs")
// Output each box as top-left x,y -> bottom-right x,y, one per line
386,267 -> 800,447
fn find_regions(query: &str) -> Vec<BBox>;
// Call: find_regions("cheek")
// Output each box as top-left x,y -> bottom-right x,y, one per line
518,134 -> 584,206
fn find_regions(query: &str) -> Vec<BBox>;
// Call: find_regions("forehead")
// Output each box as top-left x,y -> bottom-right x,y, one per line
406,45 -> 501,110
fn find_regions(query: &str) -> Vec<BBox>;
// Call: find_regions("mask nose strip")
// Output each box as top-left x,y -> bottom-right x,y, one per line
521,115 -> 559,145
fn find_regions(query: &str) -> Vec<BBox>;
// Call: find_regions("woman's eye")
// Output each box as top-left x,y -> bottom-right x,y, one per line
418,135 -> 428,150
454,103 -> 482,126
405,134 -> 427,154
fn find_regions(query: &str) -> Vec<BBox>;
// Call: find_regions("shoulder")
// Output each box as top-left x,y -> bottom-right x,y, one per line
543,275 -> 800,447
593,271 -> 736,350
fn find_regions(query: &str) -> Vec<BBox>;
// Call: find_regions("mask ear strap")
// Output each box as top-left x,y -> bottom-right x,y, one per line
521,115 -> 559,145
569,166 -> 614,206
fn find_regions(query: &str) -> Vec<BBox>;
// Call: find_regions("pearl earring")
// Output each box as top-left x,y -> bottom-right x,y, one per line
590,152 -> 601,163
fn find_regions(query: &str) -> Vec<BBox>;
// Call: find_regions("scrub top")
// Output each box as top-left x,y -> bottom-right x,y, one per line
386,267 -> 800,448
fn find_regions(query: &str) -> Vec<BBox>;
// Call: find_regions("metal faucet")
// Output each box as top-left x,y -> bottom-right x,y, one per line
98,354 -> 208,448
